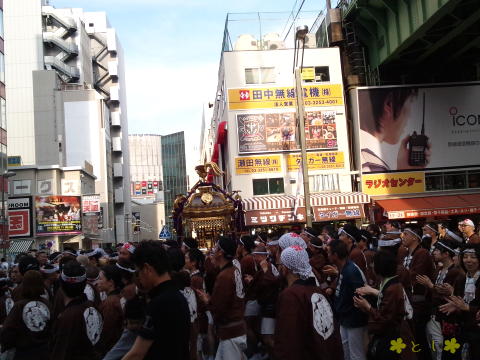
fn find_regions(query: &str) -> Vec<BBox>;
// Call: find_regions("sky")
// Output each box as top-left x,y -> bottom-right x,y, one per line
52,0 -> 325,171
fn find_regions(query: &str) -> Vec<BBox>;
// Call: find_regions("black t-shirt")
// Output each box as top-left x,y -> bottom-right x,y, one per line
138,280 -> 190,360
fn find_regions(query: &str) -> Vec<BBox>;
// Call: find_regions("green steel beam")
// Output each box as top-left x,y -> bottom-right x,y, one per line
414,7 -> 480,63
447,35 -> 480,62
345,0 -> 466,69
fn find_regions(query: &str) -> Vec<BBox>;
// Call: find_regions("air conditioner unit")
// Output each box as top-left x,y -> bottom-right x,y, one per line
266,40 -> 286,50
304,33 -> 317,49
233,34 -> 258,51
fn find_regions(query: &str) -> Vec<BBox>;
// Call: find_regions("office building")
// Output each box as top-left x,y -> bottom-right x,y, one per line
4,0 -> 131,245
129,134 -> 163,201
161,132 -> 187,230
201,13 -> 370,231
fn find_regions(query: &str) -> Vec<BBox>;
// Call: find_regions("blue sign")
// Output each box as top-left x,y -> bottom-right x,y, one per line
159,225 -> 171,239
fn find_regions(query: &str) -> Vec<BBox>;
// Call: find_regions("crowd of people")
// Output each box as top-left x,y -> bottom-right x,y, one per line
0,217 -> 479,360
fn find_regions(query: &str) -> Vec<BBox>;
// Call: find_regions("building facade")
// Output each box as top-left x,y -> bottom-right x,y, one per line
129,134 -> 163,201
318,1 -> 480,226
203,20 -> 369,231
0,0 -> 7,250
7,165 -> 96,254
161,132 -> 187,231
4,0 -> 131,245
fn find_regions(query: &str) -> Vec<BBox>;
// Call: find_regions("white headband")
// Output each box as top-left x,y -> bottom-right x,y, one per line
404,228 -> 422,241
116,262 -> 136,273
61,272 -> 86,284
435,241 -> 459,255
41,266 -> 59,274
123,243 -> 136,254
425,224 -> 437,234
378,238 -> 402,247
251,251 -> 269,255
446,230 -> 463,242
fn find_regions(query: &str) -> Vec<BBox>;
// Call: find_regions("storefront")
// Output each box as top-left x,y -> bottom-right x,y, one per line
243,192 -> 370,230
374,193 -> 480,223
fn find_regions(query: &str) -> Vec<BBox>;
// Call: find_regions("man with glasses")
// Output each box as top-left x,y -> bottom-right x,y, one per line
459,219 -> 480,244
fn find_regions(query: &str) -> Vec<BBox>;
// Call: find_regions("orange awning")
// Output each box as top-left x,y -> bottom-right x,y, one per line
376,194 -> 480,219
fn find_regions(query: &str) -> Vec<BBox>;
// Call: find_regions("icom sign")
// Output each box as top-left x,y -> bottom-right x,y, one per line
8,197 -> 33,238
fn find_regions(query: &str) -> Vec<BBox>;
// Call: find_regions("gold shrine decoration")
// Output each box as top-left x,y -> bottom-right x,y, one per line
180,184 -> 236,249
195,162 -> 223,181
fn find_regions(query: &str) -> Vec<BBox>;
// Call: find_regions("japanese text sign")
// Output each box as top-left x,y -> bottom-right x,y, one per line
228,84 -> 344,110
287,151 -> 345,171
235,155 -> 281,175
362,172 -> 425,196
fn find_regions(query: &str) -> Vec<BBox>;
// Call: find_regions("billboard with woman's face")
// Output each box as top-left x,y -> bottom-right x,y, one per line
355,83 -> 480,173
35,196 -> 82,235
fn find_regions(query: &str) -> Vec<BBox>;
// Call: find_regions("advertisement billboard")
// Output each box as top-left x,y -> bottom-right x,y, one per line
235,155 -> 282,174
82,194 -> 101,213
228,84 -> 344,110
356,84 -> 480,173
237,110 -> 337,154
35,196 -> 82,236
8,197 -> 33,238
82,194 -> 102,236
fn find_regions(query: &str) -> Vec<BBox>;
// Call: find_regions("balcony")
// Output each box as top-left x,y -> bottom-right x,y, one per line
113,162 -> 123,178
112,136 -> 122,152
111,111 -> 121,127
114,188 -> 124,203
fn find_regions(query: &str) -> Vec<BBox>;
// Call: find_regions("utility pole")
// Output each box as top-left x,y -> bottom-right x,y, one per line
294,26 -> 313,227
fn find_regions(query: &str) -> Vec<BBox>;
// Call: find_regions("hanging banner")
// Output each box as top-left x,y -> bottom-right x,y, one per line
235,155 -> 281,174
237,110 -> 337,154
228,84 -> 344,110
362,172 -> 425,196
287,151 -> 345,171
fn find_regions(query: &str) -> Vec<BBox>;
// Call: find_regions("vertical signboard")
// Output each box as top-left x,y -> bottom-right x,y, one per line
8,197 -> 33,238
82,194 -> 102,236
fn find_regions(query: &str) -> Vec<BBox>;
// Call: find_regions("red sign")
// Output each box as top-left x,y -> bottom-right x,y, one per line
388,206 -> 480,219
8,197 -> 32,238
82,195 -> 101,213
8,210 -> 30,237
245,204 -> 364,226
239,90 -> 250,101
313,204 -> 364,221
153,181 -> 158,187
245,208 -> 307,226
141,181 -> 147,188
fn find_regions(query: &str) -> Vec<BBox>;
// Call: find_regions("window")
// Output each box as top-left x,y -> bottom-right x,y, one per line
309,174 -> 339,192
302,66 -> 330,83
253,178 -> 284,195
13,180 -> 31,195
0,98 -> 5,130
0,9 -> 3,39
245,67 -> 276,84
468,171 -> 480,189
444,172 -> 466,190
0,53 -> 4,83
426,173 -> 443,191
425,170 -> 480,191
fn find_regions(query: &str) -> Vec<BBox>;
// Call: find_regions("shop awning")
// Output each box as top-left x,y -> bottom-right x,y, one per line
243,192 -> 370,226
243,192 -> 370,211
8,239 -> 34,255
376,194 -> 480,219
